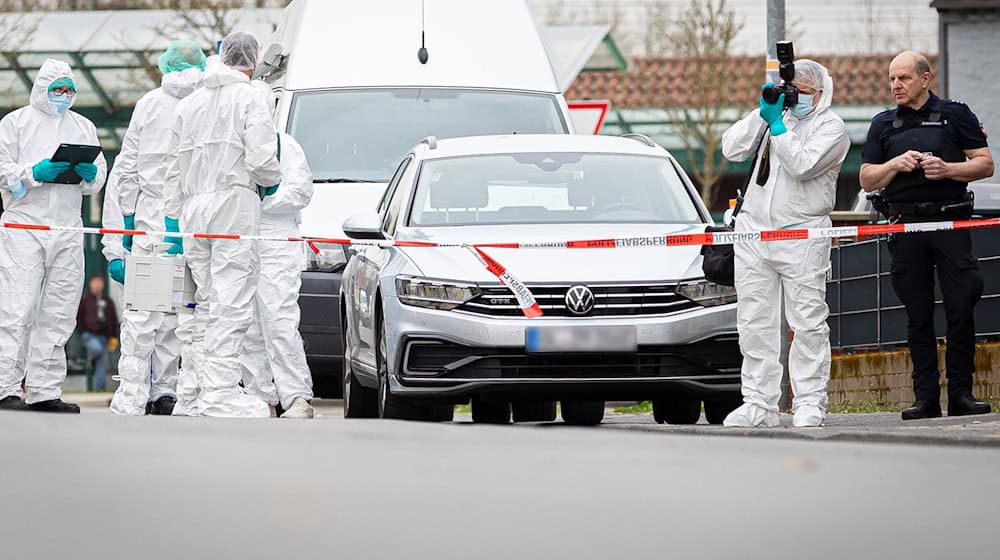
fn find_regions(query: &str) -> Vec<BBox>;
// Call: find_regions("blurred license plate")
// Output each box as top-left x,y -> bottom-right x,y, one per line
525,326 -> 637,353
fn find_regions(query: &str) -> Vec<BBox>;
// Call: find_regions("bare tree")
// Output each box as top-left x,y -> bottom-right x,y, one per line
662,0 -> 742,207
147,0 -> 246,49
843,0 -> 921,54
783,9 -> 805,47
542,0 -> 637,56
542,0 -> 569,25
587,1 -> 634,56
0,1 -> 45,99
640,0 -> 671,57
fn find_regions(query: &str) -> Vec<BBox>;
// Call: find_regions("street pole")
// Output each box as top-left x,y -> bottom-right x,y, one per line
766,0 -> 785,84
766,0 -> 792,411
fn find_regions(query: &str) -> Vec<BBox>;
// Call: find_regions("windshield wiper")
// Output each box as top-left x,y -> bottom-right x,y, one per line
313,178 -> 383,183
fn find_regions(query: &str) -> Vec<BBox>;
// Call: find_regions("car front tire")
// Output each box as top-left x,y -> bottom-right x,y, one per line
376,312 -> 453,422
343,340 -> 378,419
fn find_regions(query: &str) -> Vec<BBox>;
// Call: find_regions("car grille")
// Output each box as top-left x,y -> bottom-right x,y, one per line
402,336 -> 742,380
457,283 -> 700,317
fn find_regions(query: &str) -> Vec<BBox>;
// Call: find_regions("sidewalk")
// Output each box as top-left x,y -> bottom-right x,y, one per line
601,411 -> 1000,447
63,392 -> 112,409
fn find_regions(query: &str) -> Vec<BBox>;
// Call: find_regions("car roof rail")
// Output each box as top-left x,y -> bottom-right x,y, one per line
420,136 -> 438,150
621,133 -> 657,148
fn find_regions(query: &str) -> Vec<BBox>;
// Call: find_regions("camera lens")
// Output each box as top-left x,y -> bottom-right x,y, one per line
762,86 -> 782,104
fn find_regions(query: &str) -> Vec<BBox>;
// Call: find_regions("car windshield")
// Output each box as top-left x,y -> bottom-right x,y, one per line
408,152 -> 703,226
287,88 -> 568,182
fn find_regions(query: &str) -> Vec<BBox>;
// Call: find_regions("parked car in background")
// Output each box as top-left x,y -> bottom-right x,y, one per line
256,0 -> 575,396
340,134 -> 742,425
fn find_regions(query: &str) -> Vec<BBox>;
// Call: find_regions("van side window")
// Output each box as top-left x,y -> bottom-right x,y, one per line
383,160 -> 419,237
378,157 -> 412,214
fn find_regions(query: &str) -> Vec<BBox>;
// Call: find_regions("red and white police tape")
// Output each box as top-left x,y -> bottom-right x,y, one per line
3,217 -> 999,319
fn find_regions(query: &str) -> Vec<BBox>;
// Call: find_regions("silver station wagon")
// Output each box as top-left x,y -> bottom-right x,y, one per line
339,134 -> 742,425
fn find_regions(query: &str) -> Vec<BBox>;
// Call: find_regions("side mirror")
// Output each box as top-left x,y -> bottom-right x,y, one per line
253,43 -> 286,80
343,212 -> 385,240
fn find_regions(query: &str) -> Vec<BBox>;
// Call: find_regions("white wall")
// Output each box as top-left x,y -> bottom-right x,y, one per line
947,19 -> 1000,181
529,0 -> 938,56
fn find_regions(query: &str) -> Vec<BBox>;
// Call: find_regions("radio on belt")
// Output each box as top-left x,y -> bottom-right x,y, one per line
123,248 -> 195,313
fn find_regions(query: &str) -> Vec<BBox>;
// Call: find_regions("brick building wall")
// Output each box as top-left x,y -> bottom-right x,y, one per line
829,343 -> 1000,409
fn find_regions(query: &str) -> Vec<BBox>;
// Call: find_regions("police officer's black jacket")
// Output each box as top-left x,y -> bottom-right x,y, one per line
862,92 -> 988,203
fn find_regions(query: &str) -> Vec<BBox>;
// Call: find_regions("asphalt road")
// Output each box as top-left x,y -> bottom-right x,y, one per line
1,406 -> 997,560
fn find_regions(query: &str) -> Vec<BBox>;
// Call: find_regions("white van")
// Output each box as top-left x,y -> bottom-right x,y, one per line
258,0 -> 573,395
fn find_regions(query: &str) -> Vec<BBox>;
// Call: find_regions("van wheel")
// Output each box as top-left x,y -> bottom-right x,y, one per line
653,394 -> 701,425
704,395 -> 743,425
472,397 -> 511,424
512,400 -> 557,422
561,400 -> 605,426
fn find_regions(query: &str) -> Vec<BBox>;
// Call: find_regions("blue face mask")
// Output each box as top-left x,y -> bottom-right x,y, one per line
790,93 -> 815,117
47,92 -> 73,114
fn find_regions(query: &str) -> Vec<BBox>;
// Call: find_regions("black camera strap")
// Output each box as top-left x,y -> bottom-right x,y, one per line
732,122 -> 771,220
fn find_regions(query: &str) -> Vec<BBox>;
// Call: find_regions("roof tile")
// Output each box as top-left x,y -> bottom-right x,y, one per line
567,54 -> 939,108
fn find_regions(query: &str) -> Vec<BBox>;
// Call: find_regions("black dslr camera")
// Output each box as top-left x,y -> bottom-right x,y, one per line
761,41 -> 798,108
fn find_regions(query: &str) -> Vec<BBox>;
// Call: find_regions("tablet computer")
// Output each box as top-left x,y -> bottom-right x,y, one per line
49,143 -> 102,184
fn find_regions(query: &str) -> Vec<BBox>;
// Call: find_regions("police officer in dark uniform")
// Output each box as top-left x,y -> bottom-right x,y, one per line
860,51 -> 995,420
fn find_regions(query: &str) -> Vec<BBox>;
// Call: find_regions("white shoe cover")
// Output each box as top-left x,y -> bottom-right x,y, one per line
197,388 -> 271,418
279,397 -> 314,419
172,366 -> 201,416
792,405 -> 825,427
723,403 -> 780,428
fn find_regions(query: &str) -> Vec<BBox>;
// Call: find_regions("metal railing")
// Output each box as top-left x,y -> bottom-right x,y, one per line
827,222 -> 1000,351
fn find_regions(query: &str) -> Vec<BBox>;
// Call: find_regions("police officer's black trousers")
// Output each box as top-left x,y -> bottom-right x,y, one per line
888,229 -> 983,401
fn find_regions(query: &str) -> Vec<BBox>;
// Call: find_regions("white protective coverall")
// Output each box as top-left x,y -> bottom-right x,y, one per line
0,59 -> 108,404
164,59 -> 281,418
101,169 -> 180,407
107,69 -> 202,415
241,128 -> 315,413
720,60 -> 850,428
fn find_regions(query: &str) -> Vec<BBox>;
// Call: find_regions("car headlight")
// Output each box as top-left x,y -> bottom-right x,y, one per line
306,243 -> 348,272
677,280 -> 737,307
396,276 -> 481,310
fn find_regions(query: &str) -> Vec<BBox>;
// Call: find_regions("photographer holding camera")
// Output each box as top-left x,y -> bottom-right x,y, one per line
860,51 -> 994,420
721,54 -> 850,428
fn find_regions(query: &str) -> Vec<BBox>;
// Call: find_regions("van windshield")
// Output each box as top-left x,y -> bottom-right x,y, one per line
287,88 -> 568,183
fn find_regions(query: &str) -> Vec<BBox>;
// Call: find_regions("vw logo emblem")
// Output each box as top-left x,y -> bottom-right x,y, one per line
565,285 -> 595,315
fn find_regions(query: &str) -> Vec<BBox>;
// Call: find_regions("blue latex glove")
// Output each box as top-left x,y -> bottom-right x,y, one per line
122,214 -> 135,252
10,179 -> 27,200
75,162 -> 98,182
32,159 -> 71,183
256,184 -> 279,200
109,259 -> 125,284
164,216 -> 183,255
759,84 -> 787,136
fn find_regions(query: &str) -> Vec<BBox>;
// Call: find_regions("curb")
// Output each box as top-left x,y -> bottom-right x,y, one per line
599,422 -> 1000,448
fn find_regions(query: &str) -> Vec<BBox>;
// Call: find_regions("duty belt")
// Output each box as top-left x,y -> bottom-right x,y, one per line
886,191 -> 975,220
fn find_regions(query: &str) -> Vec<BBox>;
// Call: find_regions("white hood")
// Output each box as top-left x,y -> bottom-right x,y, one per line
397,223 -> 708,283
30,58 -> 74,117
203,64 -> 249,89
161,68 -> 204,98
791,58 -> 835,121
